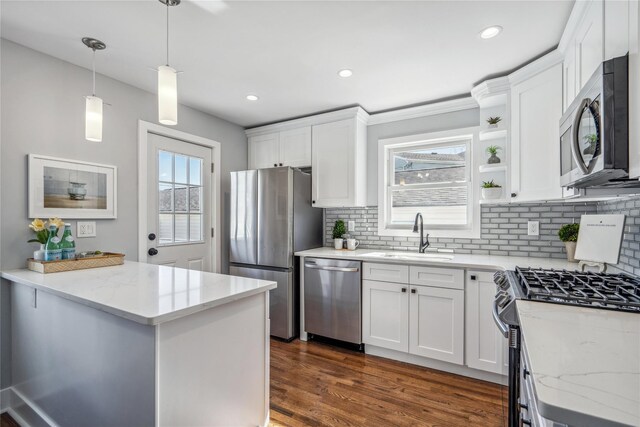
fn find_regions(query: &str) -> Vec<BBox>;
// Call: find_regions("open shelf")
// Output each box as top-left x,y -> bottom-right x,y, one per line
479,127 -> 508,141
479,198 -> 510,205
479,163 -> 508,173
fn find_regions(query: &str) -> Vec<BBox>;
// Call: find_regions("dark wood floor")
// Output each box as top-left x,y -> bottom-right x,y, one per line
0,413 -> 19,427
269,339 -> 507,427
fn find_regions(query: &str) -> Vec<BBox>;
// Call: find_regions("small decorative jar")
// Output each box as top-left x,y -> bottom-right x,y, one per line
34,244 -> 46,261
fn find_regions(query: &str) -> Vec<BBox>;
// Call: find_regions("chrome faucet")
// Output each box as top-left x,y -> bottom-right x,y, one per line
413,213 -> 430,253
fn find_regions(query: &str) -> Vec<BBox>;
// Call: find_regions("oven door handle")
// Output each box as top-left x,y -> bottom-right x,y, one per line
492,299 -> 509,338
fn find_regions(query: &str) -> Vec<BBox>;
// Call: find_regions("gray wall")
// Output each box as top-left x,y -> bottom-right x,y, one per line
0,39 -> 247,272
597,196 -> 640,275
365,108 -> 479,205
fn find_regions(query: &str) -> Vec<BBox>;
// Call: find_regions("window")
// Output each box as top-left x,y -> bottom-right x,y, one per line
158,150 -> 204,245
379,128 -> 479,238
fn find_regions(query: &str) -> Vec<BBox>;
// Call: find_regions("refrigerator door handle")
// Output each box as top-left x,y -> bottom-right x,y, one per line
304,263 -> 359,273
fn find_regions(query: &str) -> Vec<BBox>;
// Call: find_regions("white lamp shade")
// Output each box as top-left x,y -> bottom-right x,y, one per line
85,95 -> 103,142
158,65 -> 178,125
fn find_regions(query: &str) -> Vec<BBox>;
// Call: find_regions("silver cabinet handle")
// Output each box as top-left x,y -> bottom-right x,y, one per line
492,298 -> 509,338
304,263 -> 359,273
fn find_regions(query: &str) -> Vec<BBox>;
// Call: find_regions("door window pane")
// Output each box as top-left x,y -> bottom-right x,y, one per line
157,150 -> 205,245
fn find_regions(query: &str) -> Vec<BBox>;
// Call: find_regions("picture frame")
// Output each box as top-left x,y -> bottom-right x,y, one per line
28,154 -> 118,219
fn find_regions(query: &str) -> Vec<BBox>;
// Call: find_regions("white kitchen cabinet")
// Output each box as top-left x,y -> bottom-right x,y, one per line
575,0 -> 604,91
510,62 -> 563,202
465,271 -> 508,375
248,132 -> 280,169
563,43 -> 577,112
248,127 -> 311,169
409,285 -> 464,365
362,280 -> 409,352
278,126 -> 312,168
311,118 -> 367,207
604,0 -> 629,60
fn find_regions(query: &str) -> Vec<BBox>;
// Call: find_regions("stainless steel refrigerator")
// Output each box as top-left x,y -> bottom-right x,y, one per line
229,167 -> 323,340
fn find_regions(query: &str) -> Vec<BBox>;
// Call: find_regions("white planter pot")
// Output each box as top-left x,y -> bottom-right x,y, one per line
482,187 -> 503,200
564,241 -> 578,262
33,244 -> 45,261
333,238 -> 344,250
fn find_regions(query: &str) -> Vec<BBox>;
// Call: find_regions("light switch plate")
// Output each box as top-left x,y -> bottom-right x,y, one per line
348,220 -> 355,232
527,221 -> 539,236
77,221 -> 97,238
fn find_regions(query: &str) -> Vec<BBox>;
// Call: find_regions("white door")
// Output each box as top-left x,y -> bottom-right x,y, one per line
362,280 -> 409,352
145,133 -> 213,271
465,271 -> 508,375
409,285 -> 464,365
279,127 -> 311,168
248,133 -> 280,169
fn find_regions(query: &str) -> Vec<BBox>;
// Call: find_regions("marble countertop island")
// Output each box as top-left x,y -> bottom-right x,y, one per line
1,261 -> 276,325
517,300 -> 640,427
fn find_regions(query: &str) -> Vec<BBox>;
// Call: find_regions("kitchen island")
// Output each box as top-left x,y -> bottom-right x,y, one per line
1,261 -> 276,427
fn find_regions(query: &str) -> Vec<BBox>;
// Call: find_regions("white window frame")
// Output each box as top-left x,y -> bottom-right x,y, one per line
378,127 -> 481,239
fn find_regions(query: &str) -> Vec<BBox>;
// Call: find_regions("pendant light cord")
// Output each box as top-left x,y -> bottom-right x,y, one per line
92,48 -> 96,96
166,2 -> 170,66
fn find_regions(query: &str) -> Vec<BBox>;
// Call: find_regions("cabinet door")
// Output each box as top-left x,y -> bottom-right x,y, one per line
409,285 -> 464,365
279,127 -> 311,168
362,280 -> 409,352
248,133 -> 280,169
511,63 -> 563,202
465,271 -> 508,375
604,0 -> 629,60
563,43 -> 577,112
311,119 -> 356,207
575,0 -> 604,91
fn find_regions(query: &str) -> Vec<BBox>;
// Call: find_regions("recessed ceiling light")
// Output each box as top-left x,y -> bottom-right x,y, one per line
246,94 -> 259,101
480,25 -> 503,39
338,69 -> 353,78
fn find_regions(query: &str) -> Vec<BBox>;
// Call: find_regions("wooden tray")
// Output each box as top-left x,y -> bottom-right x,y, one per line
27,253 -> 125,274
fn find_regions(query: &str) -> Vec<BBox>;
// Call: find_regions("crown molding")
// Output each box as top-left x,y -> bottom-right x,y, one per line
557,0 -> 591,54
508,49 -> 564,86
245,106 -> 369,136
470,76 -> 511,106
367,97 -> 478,126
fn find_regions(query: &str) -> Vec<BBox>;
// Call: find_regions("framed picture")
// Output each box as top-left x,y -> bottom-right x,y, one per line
28,154 -> 117,219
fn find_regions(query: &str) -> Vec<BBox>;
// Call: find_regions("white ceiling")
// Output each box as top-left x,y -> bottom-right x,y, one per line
1,0 -> 574,128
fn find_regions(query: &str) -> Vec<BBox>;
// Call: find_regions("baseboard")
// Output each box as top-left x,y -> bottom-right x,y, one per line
365,345 -> 508,385
0,387 -> 57,427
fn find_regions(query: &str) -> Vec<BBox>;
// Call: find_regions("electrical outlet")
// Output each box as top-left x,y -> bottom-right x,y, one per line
348,220 -> 355,232
77,221 -> 97,238
527,221 -> 539,236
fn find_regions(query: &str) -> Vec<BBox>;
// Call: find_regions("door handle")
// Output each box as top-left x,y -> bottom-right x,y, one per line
304,263 -> 359,272
410,288 -> 417,294
148,248 -> 158,256
492,298 -> 509,338
401,287 -> 407,293
148,233 -> 156,241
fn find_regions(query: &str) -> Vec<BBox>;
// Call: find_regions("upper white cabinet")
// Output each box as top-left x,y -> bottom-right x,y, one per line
575,0 -> 604,91
465,271 -> 508,375
604,0 -> 629,60
248,132 -> 280,169
312,117 -> 367,208
248,127 -> 311,169
510,61 -> 563,202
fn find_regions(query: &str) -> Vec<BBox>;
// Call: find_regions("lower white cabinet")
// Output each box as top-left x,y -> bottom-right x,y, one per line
465,271 -> 508,375
409,285 -> 464,364
362,263 -> 464,365
362,280 -> 409,352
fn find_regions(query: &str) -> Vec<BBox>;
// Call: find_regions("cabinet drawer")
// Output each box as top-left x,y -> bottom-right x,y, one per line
363,263 -> 409,284
409,266 -> 464,290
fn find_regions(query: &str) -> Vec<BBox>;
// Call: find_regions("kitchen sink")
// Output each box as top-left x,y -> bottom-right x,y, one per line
363,252 -> 454,262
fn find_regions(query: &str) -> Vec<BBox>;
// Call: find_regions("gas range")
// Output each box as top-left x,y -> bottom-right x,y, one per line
493,266 -> 640,427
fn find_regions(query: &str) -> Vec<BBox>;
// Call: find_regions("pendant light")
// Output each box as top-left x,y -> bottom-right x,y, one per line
158,0 -> 180,126
82,37 -> 106,142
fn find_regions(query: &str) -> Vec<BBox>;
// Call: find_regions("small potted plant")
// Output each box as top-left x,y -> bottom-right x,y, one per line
332,220 -> 346,250
486,145 -> 502,164
486,116 -> 502,128
558,223 -> 580,262
481,180 -> 503,200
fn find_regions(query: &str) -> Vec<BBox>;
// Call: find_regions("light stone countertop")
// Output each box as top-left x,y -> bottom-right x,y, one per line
294,247 -> 578,271
1,261 -> 276,325
517,300 -> 640,427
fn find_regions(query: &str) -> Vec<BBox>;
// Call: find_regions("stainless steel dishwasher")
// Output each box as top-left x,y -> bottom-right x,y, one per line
303,257 -> 362,345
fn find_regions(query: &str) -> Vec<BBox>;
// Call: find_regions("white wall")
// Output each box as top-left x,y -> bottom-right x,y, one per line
0,39 -> 247,272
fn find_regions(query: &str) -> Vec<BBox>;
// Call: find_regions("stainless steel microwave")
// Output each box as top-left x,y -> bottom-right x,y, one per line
559,55 -> 629,188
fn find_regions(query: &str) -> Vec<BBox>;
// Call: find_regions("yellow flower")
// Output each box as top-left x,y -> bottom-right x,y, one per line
29,218 -> 46,232
47,217 -> 65,230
